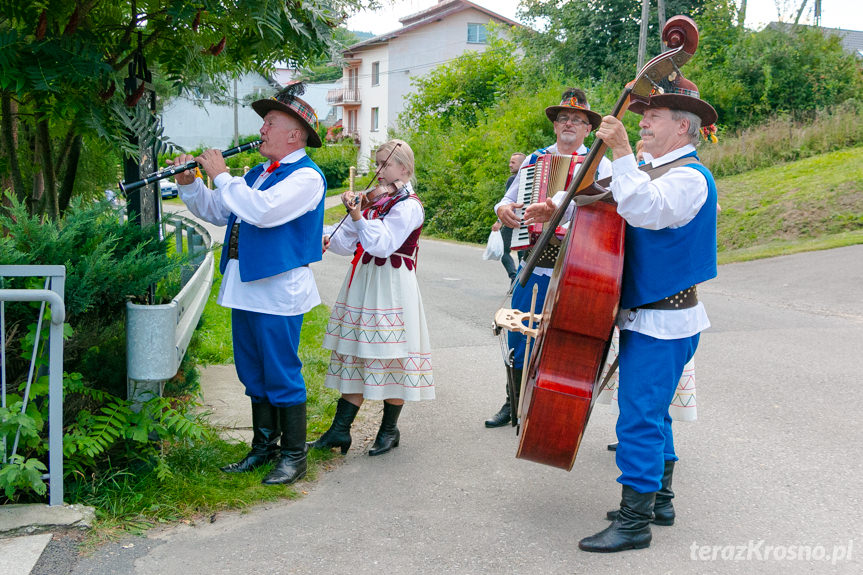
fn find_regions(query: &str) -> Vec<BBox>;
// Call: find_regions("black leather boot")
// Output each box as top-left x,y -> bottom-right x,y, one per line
652,460 -> 676,525
221,401 -> 279,473
262,403 -> 307,485
484,401 -> 511,428
485,367 -> 521,428
606,460 -> 675,525
508,367 -> 522,427
368,402 -> 402,456
307,398 -> 360,454
579,485 -> 655,552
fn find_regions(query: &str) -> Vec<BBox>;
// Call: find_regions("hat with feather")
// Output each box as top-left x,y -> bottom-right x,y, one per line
252,82 -> 322,148
544,88 -> 603,130
628,75 -> 717,126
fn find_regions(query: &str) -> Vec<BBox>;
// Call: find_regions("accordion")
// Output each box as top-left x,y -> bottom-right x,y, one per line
511,154 -> 585,250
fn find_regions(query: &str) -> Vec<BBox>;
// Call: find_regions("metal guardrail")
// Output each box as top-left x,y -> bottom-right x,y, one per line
0,265 -> 66,506
126,216 -> 214,404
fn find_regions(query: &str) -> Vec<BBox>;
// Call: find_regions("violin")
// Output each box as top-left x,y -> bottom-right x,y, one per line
324,144 -> 403,253
343,180 -> 404,213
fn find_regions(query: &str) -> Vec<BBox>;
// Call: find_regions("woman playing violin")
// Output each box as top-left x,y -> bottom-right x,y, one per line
311,139 -> 434,457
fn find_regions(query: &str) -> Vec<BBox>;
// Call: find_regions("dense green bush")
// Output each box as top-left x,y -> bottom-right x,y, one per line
308,141 -> 358,188
0,196 -> 205,502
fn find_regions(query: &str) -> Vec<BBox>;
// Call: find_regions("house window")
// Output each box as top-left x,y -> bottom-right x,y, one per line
467,23 -> 488,44
372,61 -> 380,86
348,110 -> 356,133
371,107 -> 379,131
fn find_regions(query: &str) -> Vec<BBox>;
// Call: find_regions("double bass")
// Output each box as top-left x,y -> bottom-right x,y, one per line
505,16 -> 702,470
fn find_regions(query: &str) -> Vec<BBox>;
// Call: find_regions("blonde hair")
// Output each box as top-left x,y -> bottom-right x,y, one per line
376,139 -> 415,184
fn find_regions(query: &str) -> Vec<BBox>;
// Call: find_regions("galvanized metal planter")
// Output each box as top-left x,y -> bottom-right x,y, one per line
126,216 -> 214,404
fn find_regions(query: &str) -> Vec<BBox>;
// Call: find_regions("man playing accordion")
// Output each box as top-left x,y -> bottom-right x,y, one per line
485,88 -> 612,429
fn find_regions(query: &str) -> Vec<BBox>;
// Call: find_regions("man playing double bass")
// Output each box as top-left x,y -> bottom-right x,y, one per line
485,88 -> 612,428
577,76 -> 719,552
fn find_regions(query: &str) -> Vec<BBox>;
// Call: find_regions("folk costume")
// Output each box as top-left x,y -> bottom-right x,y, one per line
487,92 -> 612,428
316,180 -> 434,455
579,77 -> 718,553
323,182 -> 434,400
178,86 -> 326,485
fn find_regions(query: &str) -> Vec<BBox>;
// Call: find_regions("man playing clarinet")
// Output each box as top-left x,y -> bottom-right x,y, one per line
485,88 -> 612,428
169,83 -> 326,485
579,76 -> 719,552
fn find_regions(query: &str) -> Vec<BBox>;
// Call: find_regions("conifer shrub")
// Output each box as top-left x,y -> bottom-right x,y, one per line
0,196 -> 206,502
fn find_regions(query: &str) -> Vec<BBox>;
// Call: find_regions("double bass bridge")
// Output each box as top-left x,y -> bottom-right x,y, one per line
493,308 -> 544,338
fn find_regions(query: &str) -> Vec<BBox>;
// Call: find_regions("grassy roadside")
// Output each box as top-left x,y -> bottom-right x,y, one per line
397,146 -> 863,265
716,146 -> 863,263
82,247 -> 342,545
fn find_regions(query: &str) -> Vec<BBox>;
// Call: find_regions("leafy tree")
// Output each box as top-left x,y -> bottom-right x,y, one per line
0,0 -> 369,218
399,34 -> 523,131
689,7 -> 863,129
516,0 -> 706,83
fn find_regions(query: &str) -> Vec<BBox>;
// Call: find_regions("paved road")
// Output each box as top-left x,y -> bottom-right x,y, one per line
71,222 -> 863,574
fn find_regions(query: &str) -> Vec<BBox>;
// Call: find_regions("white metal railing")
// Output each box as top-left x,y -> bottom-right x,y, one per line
0,265 -> 66,506
327,88 -> 361,105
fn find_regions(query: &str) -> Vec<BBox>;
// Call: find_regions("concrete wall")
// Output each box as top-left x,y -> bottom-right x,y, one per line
161,73 -> 273,151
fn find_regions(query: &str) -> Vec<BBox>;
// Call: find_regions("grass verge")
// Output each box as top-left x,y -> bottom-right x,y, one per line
716,146 -> 863,262
73,246 -> 342,544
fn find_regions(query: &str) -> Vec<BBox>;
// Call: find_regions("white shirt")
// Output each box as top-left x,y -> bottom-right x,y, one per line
610,144 -> 711,339
178,148 -> 325,316
494,143 -> 613,276
325,183 -> 424,257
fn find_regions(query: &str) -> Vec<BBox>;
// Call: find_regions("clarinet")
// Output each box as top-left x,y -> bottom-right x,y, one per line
118,139 -> 262,194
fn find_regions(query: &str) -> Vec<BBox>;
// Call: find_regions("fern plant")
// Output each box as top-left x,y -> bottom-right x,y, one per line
0,194 -> 206,501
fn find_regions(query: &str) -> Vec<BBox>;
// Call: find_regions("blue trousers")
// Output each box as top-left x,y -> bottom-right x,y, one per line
507,268 -> 550,369
615,329 -> 699,493
231,308 -> 306,407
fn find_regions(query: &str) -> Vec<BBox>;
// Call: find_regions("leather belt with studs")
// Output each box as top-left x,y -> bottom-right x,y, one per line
637,286 -> 699,310
526,238 -> 562,269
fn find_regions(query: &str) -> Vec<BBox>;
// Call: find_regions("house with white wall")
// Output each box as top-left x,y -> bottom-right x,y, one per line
328,0 -> 519,167
161,72 -> 279,151
162,69 -> 339,151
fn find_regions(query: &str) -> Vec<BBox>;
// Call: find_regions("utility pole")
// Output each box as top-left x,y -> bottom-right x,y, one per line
233,77 -> 239,147
657,0 -> 667,51
637,0 -> 651,70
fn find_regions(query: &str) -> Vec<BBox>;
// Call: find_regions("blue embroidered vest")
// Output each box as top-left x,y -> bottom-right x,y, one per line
620,154 -> 718,309
219,155 -> 327,282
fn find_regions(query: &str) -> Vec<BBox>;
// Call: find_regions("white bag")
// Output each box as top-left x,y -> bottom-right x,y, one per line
482,230 -> 504,261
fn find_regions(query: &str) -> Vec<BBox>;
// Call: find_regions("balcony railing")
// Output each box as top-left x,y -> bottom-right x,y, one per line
327,88 -> 361,105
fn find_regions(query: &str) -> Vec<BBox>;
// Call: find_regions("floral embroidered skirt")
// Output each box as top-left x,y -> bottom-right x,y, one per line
322,260 -> 434,401
596,328 -> 697,421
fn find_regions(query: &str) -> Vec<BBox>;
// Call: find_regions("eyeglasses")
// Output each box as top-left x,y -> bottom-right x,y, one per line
555,116 -> 590,127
